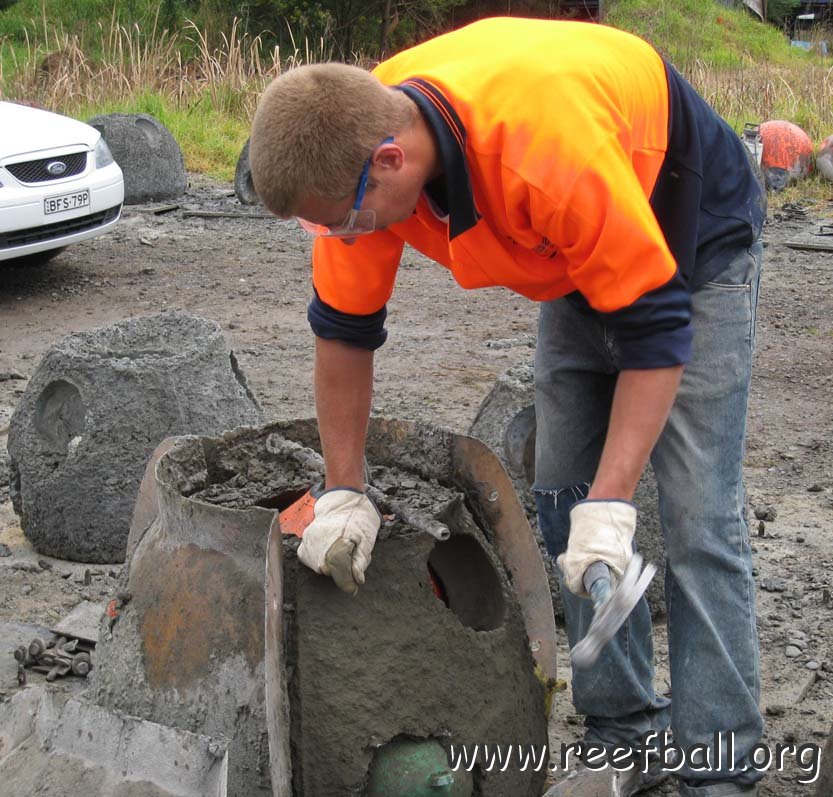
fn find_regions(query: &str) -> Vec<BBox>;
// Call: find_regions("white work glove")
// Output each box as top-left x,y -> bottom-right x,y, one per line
557,499 -> 637,597
297,488 -> 380,596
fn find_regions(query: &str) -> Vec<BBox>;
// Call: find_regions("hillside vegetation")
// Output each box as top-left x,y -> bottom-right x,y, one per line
0,0 -> 830,184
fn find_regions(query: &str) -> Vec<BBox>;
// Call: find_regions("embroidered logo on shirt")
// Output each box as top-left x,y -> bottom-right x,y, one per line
533,237 -> 558,258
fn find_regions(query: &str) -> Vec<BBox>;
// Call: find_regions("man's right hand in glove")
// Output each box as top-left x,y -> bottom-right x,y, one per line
557,499 -> 637,597
297,488 -> 381,596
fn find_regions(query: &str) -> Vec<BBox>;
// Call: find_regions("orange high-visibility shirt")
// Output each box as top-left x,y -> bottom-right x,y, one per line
308,18 -> 763,367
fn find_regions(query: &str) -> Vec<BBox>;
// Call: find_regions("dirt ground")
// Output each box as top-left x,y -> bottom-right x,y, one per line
1,175 -> 831,796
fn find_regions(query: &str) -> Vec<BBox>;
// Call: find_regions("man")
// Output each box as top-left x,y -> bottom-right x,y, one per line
250,17 -> 765,796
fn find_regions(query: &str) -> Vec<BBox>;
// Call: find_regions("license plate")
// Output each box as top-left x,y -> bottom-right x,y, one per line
44,189 -> 90,215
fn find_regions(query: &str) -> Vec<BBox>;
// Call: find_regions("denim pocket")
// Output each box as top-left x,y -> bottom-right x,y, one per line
697,242 -> 762,349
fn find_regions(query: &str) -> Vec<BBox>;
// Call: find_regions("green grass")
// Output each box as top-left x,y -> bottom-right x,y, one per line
607,0 -> 833,145
605,0 -> 818,68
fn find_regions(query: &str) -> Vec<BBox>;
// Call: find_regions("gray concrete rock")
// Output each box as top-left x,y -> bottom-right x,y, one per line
7,312 -> 263,563
87,113 -> 186,204
234,138 -> 260,205
470,363 -> 668,617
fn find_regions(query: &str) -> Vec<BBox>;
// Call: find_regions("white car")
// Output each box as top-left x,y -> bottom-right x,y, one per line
0,101 -> 124,263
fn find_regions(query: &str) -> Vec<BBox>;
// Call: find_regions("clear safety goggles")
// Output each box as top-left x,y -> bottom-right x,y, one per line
296,137 -> 392,238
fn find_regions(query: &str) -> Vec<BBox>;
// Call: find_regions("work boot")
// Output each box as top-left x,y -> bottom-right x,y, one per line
678,781 -> 758,796
543,758 -> 669,796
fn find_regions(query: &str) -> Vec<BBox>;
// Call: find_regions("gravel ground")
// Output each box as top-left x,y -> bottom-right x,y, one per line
1,176 -> 831,795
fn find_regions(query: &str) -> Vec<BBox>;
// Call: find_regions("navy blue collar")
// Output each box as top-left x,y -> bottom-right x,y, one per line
398,78 -> 480,239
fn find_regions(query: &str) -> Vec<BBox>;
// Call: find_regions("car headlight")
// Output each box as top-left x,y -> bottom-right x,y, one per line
95,137 -> 115,168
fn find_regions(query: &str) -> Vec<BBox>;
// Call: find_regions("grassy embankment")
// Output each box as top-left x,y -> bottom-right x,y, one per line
0,0 -> 831,202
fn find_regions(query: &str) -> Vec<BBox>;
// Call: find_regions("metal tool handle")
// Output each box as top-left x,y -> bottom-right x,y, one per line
583,560 -> 612,608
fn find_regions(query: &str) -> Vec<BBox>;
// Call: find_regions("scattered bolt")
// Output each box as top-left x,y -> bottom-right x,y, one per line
762,578 -> 786,592
84,569 -> 91,586
71,653 -> 92,677
757,521 -> 766,536
28,638 -> 46,658
208,741 -> 225,758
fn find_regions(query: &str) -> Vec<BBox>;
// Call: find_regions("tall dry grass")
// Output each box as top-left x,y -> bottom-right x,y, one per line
683,59 -> 833,142
1,10 -> 830,182
0,11 -> 308,119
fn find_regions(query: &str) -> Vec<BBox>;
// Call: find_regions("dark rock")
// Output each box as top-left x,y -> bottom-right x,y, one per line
807,483 -> 823,493
87,113 -> 187,204
0,543 -> 11,557
233,138 -> 260,205
754,505 -> 777,521
7,312 -> 263,563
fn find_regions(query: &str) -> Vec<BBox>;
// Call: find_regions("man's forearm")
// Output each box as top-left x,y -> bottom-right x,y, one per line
315,336 -> 374,490
588,366 -> 684,501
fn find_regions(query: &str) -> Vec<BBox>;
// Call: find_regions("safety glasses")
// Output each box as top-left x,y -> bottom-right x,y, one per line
296,137 -> 392,238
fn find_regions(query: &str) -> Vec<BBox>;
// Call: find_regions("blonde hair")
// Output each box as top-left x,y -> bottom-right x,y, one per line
250,63 -> 416,216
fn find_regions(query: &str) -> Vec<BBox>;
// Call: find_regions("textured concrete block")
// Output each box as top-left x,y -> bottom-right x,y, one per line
8,312 -> 263,563
87,113 -> 186,204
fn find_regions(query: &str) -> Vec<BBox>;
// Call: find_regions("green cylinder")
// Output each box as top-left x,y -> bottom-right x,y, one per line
366,738 -> 473,797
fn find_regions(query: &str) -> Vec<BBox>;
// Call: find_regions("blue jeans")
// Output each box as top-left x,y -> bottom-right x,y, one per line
534,241 -> 764,788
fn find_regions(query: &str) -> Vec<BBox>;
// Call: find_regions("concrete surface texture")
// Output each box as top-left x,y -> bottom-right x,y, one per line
7,311 -> 263,563
88,112 -> 187,204
0,685 -> 228,797
272,418 -> 550,796
287,496 -> 548,796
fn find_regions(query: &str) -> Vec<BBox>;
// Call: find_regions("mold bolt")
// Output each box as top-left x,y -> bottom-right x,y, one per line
429,771 -> 455,789
208,741 -> 225,758
28,638 -> 46,658
71,653 -> 92,677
